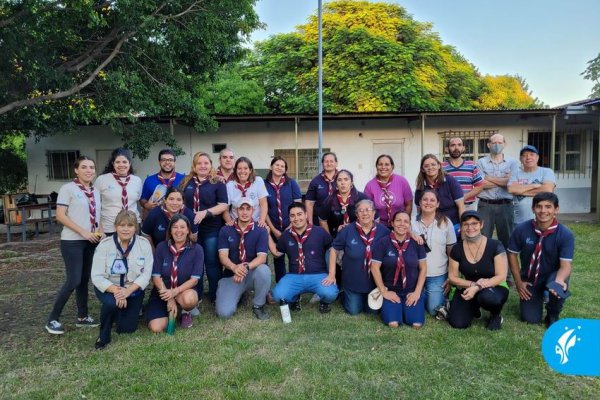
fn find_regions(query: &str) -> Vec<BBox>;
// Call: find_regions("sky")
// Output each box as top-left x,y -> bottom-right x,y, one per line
251,0 -> 600,107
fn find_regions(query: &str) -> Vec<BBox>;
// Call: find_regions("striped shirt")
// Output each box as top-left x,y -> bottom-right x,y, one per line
442,159 -> 484,203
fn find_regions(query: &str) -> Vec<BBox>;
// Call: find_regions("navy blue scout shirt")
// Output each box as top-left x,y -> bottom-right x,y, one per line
414,175 -> 464,225
332,222 -> 390,293
306,174 -> 336,225
265,177 -> 302,230
372,236 -> 426,295
218,225 -> 269,278
141,206 -> 197,246
141,172 -> 185,201
319,191 -> 369,238
508,221 -> 574,284
277,226 -> 332,274
182,180 -> 228,235
151,241 -> 204,292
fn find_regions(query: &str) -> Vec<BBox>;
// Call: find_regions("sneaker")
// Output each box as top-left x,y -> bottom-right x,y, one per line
486,314 -> 503,331
309,293 -> 321,303
434,305 -> 448,321
94,338 -> 108,350
45,320 -> 64,335
545,314 -> 559,328
290,301 -> 302,312
252,306 -> 270,321
76,316 -> 99,328
180,312 -> 193,329
319,302 -> 331,314
190,307 -> 200,317
543,290 -> 550,305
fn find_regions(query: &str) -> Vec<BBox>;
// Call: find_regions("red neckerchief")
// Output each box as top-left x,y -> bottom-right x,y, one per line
168,241 -> 188,289
290,224 -> 313,274
233,221 -> 254,263
157,171 -> 176,188
336,192 -> 351,225
390,233 -> 410,287
269,176 -> 286,228
216,167 -> 234,183
377,175 -> 394,225
425,178 -> 438,190
236,181 -> 252,197
193,176 -> 208,213
322,170 -> 338,196
528,218 -> 559,284
356,222 -> 377,271
161,205 -> 185,222
73,178 -> 97,232
112,173 -> 131,210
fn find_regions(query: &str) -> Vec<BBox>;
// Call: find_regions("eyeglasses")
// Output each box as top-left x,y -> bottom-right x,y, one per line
462,222 -> 480,228
357,208 -> 374,213
160,158 -> 175,162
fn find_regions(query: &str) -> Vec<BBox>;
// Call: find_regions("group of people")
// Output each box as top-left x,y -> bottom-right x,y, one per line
44,133 -> 575,349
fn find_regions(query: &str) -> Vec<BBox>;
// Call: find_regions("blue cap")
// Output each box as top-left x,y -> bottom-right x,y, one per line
520,145 -> 539,155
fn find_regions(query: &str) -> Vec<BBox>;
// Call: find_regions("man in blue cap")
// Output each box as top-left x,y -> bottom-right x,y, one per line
508,145 -> 556,224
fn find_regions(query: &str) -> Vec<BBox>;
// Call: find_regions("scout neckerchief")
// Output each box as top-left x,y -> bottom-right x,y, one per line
336,192 -> 351,225
193,176 -> 208,213
114,234 -> 136,287
321,170 -> 337,196
73,178 -> 97,232
161,205 -> 185,222
528,218 -> 559,284
168,240 -> 187,289
290,224 -> 313,274
217,167 -> 234,183
389,232 -> 410,288
236,181 -> 252,197
377,175 -> 394,225
269,176 -> 286,228
234,221 -> 255,263
112,173 -> 131,210
356,222 -> 377,271
157,171 -> 176,188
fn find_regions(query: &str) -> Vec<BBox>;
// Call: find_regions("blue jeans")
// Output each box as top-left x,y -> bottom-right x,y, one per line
197,231 -> 220,302
425,274 -> 447,316
381,292 -> 426,326
342,288 -> 375,315
271,273 -> 339,304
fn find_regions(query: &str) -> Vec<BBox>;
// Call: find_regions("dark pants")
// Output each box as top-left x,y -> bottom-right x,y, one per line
197,231 -> 220,301
520,272 -> 566,323
271,231 -> 287,282
48,240 -> 96,322
95,288 -> 144,344
448,286 -> 509,329
478,200 -> 514,249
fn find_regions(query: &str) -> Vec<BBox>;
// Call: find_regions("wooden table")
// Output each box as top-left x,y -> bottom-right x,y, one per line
6,202 -> 57,242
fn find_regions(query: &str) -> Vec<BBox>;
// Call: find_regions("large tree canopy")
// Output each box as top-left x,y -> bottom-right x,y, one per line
0,0 -> 261,158
242,0 -> 538,114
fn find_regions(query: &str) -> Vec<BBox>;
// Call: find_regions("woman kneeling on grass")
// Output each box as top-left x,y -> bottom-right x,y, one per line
371,211 -> 427,328
447,211 -> 509,331
147,214 -> 204,332
91,210 -> 153,350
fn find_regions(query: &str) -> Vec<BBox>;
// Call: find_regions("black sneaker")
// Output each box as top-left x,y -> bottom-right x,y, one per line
545,314 -> 559,328
252,306 -> 270,321
94,338 -> 108,350
486,314 -> 503,331
45,320 -> 64,335
76,316 -> 99,328
290,301 -> 302,312
319,302 -> 331,314
434,305 -> 448,321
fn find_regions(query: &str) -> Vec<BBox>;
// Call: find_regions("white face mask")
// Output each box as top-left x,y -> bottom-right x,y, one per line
490,144 -> 504,154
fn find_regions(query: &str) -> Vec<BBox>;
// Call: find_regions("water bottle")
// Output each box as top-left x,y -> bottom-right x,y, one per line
279,300 -> 292,324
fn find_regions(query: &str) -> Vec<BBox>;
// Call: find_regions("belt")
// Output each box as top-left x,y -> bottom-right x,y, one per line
479,198 -> 512,205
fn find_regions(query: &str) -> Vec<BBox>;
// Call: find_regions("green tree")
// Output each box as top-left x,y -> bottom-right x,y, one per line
0,133 -> 27,194
0,0 -> 261,159
243,0 -> 537,113
582,52 -> 600,98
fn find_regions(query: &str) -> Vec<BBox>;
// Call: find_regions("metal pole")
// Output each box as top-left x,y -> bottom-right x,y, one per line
317,0 -> 323,172
550,114 -> 556,170
295,117 -> 299,180
421,114 -> 426,157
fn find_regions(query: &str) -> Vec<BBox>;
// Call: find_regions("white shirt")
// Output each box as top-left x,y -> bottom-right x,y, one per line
56,181 -> 102,241
95,173 -> 143,233
411,215 -> 456,277
226,177 -> 269,222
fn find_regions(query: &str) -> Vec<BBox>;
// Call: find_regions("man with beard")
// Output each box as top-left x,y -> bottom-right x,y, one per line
140,149 -> 185,216
442,137 -> 484,212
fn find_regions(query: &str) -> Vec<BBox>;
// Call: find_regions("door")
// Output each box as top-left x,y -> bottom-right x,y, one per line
372,140 -> 405,176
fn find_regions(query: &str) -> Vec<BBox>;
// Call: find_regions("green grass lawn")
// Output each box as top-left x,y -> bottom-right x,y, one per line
1,223 -> 599,399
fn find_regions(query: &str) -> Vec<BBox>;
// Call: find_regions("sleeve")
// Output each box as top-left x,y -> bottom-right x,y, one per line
226,182 -> 234,205
305,177 -> 318,201
416,242 -> 427,260
184,208 -> 198,234
449,242 -> 461,262
140,176 -> 153,201
448,176 -> 464,201
191,245 -> 204,279
56,184 -> 71,207
140,209 -> 155,235
493,240 -> 506,256
363,180 -> 375,200
446,219 -> 457,245
216,182 -> 229,204
133,239 -> 153,290
400,176 -> 413,201
256,228 -> 269,254
131,176 -> 143,202
291,179 -> 302,201
332,228 -> 346,251
255,177 -> 269,199
472,164 -> 484,187
91,241 -> 112,292
371,239 -> 385,263
558,229 -> 575,261
507,227 -> 522,254
543,168 -> 557,184
217,227 -> 230,251
152,244 -> 164,277
477,158 -> 487,177
276,232 -> 287,254
508,166 -> 520,185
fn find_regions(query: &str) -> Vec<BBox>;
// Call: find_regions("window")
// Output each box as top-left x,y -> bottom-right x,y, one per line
438,130 -> 498,161
212,143 -> 227,153
47,150 -> 80,180
273,148 -> 331,181
528,130 -> 585,173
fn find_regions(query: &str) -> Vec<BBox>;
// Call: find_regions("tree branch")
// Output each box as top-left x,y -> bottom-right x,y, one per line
59,27 -> 121,72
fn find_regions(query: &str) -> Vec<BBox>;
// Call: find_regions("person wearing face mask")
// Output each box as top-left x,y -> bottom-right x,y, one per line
476,134 -> 519,251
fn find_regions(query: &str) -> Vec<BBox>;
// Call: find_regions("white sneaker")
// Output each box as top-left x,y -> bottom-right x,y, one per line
309,294 -> 321,303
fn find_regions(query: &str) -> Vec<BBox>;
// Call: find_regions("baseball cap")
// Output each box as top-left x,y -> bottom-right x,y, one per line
235,197 -> 253,208
460,210 -> 482,223
520,145 -> 539,155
